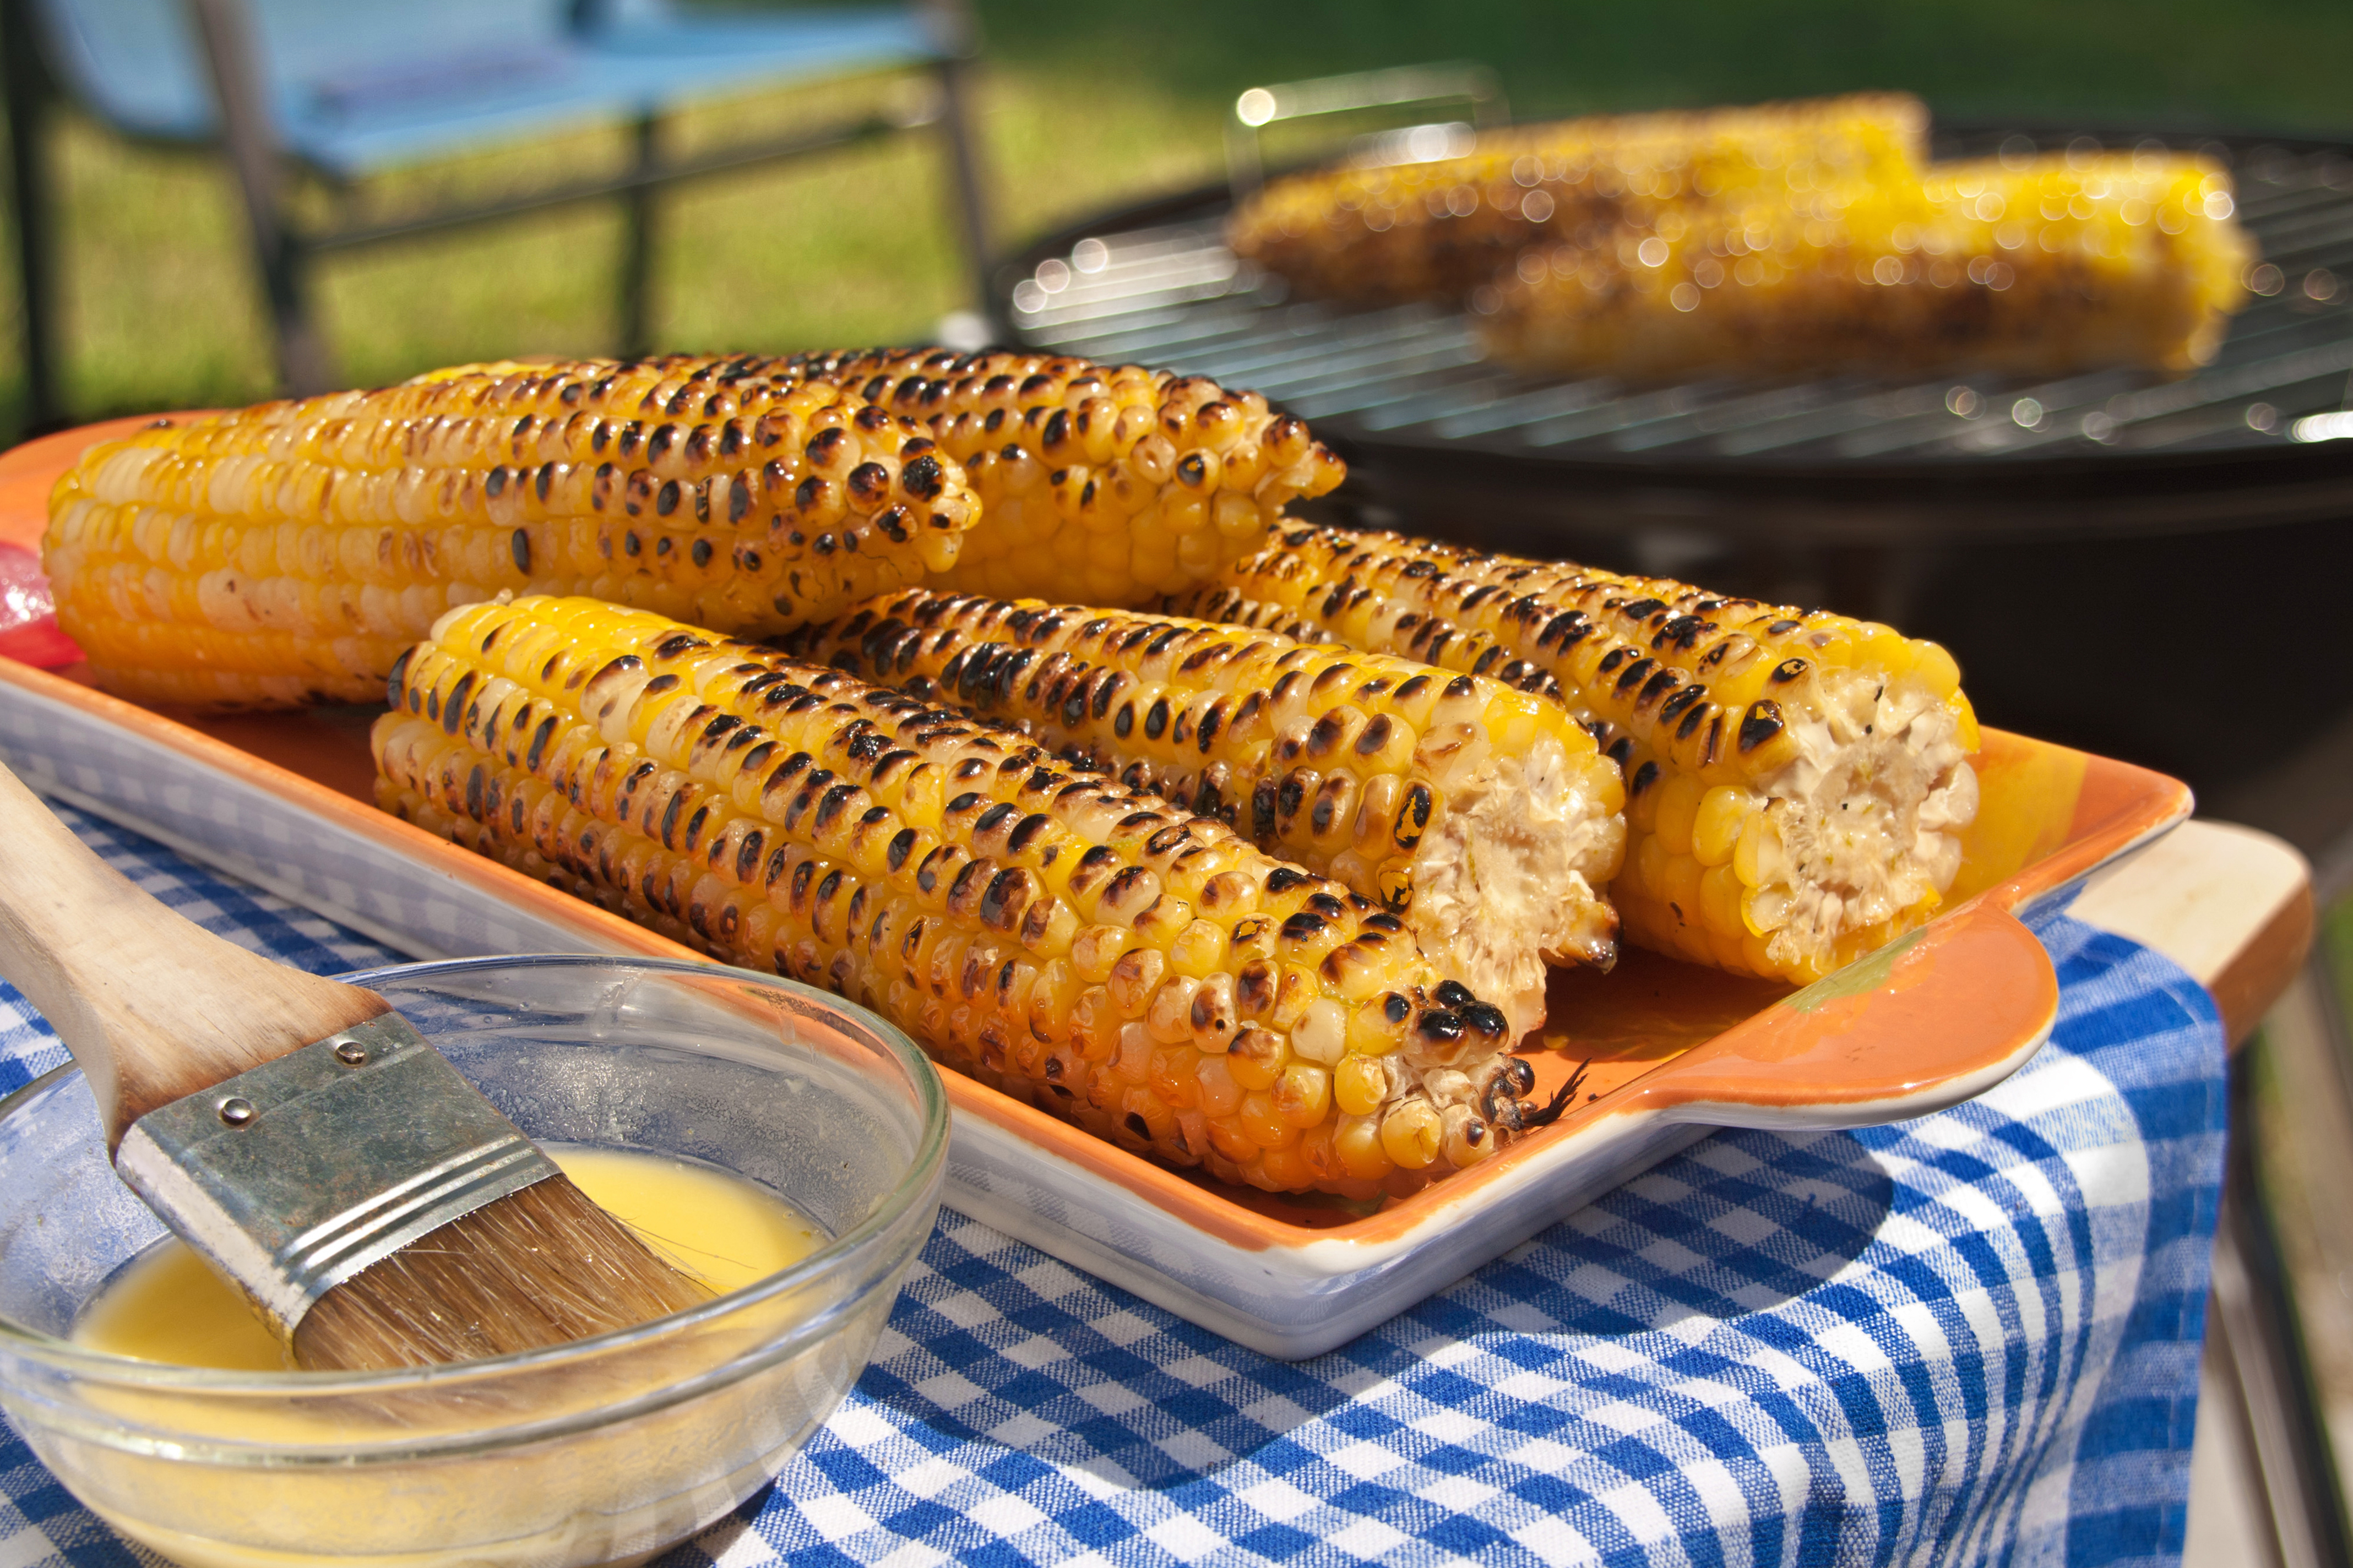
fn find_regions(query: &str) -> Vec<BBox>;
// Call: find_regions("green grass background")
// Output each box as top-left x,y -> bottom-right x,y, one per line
2,0 -> 2347,443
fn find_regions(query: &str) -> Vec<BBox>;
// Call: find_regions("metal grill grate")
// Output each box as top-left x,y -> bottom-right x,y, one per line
1004,129 -> 2353,486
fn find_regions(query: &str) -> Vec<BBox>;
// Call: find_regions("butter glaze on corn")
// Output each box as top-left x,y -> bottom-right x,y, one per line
781,590 -> 1627,1037
43,357 -> 979,706
1173,528 -> 1980,986
778,349 -> 1347,607
372,595 -> 1559,1196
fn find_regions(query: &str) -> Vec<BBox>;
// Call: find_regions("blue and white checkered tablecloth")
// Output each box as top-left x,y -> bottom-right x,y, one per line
0,804 -> 2227,1568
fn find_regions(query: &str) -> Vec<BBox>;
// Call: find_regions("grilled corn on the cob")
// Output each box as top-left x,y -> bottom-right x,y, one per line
43,357 -> 979,706
782,349 -> 1348,607
1482,152 -> 2252,378
373,594 -> 1561,1196
781,590 -> 1627,1036
1229,94 -> 1927,308
1172,527 -> 1980,986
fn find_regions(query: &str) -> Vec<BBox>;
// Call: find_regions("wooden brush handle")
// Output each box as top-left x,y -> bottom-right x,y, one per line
0,761 -> 387,1148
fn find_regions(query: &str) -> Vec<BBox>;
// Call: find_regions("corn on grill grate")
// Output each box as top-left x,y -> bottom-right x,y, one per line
1002,130 -> 2353,474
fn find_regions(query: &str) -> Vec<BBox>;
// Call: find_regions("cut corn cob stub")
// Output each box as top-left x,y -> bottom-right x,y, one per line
778,349 -> 1347,608
42,357 -> 980,707
1169,527 -> 1981,987
779,590 -> 1627,1038
1481,150 -> 2253,379
372,594 -> 1564,1196
1228,93 -> 1928,308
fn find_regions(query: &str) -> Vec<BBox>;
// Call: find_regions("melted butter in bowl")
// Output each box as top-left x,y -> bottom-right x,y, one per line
0,954 -> 948,1568
75,1147 -> 824,1372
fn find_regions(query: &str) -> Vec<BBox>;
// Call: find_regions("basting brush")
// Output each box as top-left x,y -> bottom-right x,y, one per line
0,760 -> 708,1371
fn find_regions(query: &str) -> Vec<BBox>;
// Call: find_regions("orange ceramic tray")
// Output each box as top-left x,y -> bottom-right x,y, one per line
0,418 -> 2191,1355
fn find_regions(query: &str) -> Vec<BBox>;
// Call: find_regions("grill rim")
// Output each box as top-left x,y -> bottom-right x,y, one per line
994,120 -> 2353,545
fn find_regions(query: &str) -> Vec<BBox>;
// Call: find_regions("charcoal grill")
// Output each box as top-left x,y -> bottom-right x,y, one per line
996,123 -> 2353,794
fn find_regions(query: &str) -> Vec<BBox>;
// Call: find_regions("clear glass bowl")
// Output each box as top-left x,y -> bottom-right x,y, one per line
0,955 -> 947,1568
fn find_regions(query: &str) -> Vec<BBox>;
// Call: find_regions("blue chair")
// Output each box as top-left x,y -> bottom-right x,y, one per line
2,0 -> 995,426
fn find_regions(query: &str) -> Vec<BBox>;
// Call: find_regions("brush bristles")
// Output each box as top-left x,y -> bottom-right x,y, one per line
290,1176 -> 713,1372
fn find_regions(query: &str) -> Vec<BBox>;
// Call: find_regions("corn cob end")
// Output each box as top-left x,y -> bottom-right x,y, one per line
1177,527 -> 1979,988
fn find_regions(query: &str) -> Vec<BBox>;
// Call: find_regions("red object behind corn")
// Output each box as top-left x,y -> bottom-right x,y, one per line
0,542 -> 81,668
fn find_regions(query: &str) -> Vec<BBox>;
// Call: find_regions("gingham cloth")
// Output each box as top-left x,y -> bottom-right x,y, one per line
0,804 -> 2227,1568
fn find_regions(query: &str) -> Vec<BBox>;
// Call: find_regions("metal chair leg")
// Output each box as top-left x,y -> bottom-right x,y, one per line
925,0 -> 997,339
2216,1056 -> 2353,1568
617,112 -> 660,360
182,0 -> 333,395
2218,956 -> 2353,1567
3,0 -> 64,431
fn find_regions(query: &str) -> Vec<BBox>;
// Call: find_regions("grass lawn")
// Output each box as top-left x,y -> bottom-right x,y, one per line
2,0 -> 2347,443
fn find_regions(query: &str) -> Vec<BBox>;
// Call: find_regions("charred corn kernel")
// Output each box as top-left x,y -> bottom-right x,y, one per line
1346,993 -> 1410,1057
1485,151 -> 2251,379
1441,1104 -> 1495,1168
782,589 -> 1626,1037
775,350 -> 1346,607
1170,526 -> 1980,986
1230,94 -> 1926,308
1226,1028 -> 1285,1092
373,594 -> 1562,1196
43,357 -> 982,706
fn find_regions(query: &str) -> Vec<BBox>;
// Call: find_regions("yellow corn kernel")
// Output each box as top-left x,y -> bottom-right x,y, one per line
1659,851 -> 1704,928
1256,1144 -> 1312,1192
1276,1064 -> 1333,1128
1692,786 -> 1753,867
1170,918 -> 1229,979
1949,691 -> 1982,753
1239,1092 -> 1297,1150
1346,994 -> 1409,1057
1700,863 -> 1746,938
1442,1105 -> 1496,1168
1335,1113 -> 1392,1178
1914,641 -> 1963,700
1635,834 -> 1672,901
1226,1026 -> 1286,1092
1381,1101 -> 1442,1169
1650,774 -> 1704,859
1743,886 -> 1793,936
1732,809 -> 1769,889
1292,998 -> 1349,1065
1334,1055 -> 1389,1117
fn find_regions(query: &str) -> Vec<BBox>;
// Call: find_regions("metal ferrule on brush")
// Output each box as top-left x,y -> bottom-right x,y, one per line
112,1015 -> 561,1348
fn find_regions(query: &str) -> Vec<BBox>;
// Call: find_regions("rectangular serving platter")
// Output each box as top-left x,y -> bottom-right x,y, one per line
0,419 -> 2193,1357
